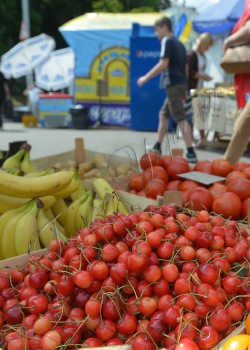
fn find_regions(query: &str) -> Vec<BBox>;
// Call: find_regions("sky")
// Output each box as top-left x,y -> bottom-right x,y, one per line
173,0 -> 221,12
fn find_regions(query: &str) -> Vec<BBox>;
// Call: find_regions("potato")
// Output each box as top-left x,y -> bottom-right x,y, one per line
54,162 -> 67,170
93,154 -> 107,169
79,161 -> 94,172
84,169 -> 101,179
115,165 -> 131,176
67,160 -> 76,167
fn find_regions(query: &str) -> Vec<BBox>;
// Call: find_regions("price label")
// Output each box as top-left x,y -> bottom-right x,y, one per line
178,171 -> 225,185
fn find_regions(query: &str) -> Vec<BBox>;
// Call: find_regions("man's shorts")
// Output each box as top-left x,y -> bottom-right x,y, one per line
159,84 -> 187,124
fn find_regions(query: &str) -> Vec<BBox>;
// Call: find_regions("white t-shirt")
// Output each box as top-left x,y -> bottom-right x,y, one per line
28,87 -> 40,104
196,51 -> 206,89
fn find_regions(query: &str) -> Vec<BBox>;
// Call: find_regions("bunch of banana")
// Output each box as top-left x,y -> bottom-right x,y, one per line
0,199 -> 41,260
0,194 -> 56,214
0,168 -> 73,198
37,200 -> 67,248
64,190 -> 94,237
0,198 -> 68,260
2,142 -> 37,172
93,178 -> 128,215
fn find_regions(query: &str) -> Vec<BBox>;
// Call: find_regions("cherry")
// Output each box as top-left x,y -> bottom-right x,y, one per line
4,304 -> 24,325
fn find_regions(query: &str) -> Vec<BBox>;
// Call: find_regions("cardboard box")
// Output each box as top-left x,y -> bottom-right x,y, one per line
207,95 -> 227,133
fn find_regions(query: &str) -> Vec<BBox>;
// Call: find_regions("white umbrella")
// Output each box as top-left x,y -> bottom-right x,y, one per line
35,48 -> 75,91
0,34 -> 56,79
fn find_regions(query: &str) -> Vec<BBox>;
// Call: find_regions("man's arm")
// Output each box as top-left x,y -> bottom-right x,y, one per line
3,82 -> 10,99
137,58 -> 169,87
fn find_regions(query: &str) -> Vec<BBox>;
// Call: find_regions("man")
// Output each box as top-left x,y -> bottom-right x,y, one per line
0,72 -> 11,129
137,16 -> 198,163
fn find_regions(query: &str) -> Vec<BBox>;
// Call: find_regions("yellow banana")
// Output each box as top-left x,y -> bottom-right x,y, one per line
104,193 -> 117,217
37,206 -> 67,248
20,150 -> 37,173
0,169 -> 73,198
24,168 -> 56,178
15,199 -> 41,256
75,191 -> 94,229
93,178 -> 128,214
92,198 -> 106,221
45,208 -> 65,235
51,199 -> 67,226
0,194 -> 56,214
2,201 -> 32,259
70,164 -> 86,202
64,191 -> 90,237
2,149 -> 25,169
0,203 -> 32,260
53,179 -> 79,200
4,167 -> 24,176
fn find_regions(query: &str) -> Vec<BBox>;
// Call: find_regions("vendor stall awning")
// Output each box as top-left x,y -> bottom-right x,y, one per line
59,12 -> 172,31
193,0 -> 245,34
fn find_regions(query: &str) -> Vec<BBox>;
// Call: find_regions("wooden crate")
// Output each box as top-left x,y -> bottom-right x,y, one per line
0,249 -> 46,271
213,322 -> 246,350
32,138 -> 138,177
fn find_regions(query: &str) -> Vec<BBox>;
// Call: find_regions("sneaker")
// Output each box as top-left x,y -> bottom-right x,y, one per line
146,143 -> 162,155
185,150 -> 198,163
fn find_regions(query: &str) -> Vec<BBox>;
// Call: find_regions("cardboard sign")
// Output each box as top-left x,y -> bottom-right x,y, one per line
178,171 -> 225,185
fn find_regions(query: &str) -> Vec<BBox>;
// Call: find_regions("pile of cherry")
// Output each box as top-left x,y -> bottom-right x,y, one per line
1,205 -> 250,350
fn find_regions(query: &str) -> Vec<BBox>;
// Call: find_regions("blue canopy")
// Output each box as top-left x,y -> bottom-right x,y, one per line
193,0 -> 245,34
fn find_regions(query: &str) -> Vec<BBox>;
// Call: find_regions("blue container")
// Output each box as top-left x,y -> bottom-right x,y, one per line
39,93 -> 73,128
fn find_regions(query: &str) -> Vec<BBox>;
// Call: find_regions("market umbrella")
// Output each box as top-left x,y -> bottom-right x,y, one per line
193,0 -> 245,34
0,34 -> 56,79
35,48 -> 75,91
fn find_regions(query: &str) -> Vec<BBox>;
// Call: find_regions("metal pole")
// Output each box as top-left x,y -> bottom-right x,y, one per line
21,0 -> 33,87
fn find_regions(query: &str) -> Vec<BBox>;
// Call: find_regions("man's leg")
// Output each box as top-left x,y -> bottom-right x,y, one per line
168,85 -> 197,162
224,101 -> 250,165
157,113 -> 168,143
178,120 -> 193,147
149,97 -> 170,154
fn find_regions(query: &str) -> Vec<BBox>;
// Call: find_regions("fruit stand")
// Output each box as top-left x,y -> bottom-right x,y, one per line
0,139 -> 250,349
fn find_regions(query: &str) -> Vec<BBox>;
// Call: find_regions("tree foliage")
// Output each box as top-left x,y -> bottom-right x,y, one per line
92,0 -> 124,12
0,0 -> 171,92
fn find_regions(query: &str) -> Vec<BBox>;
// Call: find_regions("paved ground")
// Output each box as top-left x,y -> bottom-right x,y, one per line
1,121 -> 250,164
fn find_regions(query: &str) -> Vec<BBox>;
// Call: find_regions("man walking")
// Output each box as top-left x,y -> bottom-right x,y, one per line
137,16 -> 197,163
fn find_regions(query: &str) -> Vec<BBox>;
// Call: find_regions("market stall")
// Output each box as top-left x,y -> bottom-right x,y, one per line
1,139 -> 250,349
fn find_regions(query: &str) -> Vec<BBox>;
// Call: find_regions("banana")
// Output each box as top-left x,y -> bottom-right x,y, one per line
104,193 -> 117,217
75,191 -> 94,230
0,203 -> 32,260
20,150 -> 37,173
0,194 -> 56,214
0,169 -> 73,198
51,198 -> 67,226
45,208 -> 65,234
70,164 -> 86,202
53,179 -> 79,200
24,168 -> 56,178
64,191 -> 89,237
93,178 -> 128,214
37,206 -> 67,248
2,149 -> 25,169
92,198 -> 106,220
4,167 -> 24,176
15,199 -> 41,256
2,201 -> 32,259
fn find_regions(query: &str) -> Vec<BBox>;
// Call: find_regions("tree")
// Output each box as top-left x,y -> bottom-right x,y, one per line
129,6 -> 155,12
92,0 -> 124,12
158,0 -> 171,10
